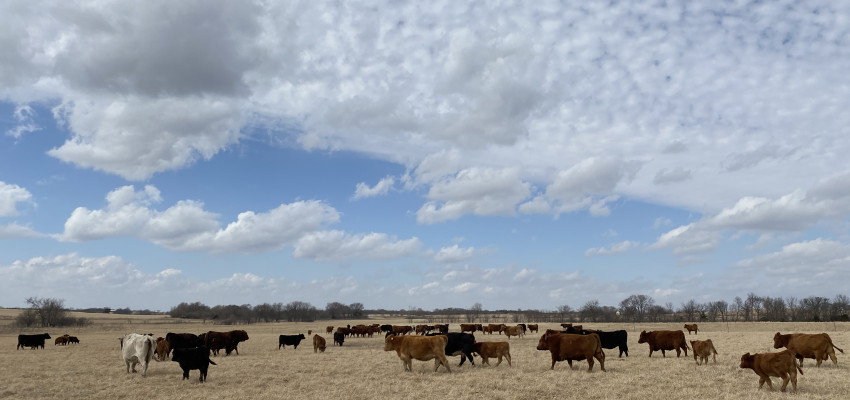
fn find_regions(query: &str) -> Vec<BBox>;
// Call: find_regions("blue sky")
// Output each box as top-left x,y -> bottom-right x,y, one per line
2,1 -> 850,311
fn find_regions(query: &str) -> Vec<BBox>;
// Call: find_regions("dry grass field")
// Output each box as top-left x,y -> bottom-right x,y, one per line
1,309 -> 848,400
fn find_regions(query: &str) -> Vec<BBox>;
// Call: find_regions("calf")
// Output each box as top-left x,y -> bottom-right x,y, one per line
279,334 -> 306,350
684,324 -> 698,335
773,332 -> 844,367
155,337 -> 170,361
171,346 -> 217,382
537,332 -> 605,371
474,341 -> 511,366
740,350 -> 803,393
313,334 -> 326,353
384,334 -> 451,372
638,330 -> 688,357
333,332 -> 345,346
17,333 -> 51,350
121,333 -> 156,377
690,339 -> 718,365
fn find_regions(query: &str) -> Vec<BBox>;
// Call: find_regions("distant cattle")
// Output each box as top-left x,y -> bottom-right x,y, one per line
504,325 -> 524,339
684,324 -> 699,335
569,329 -> 629,357
336,327 -> 352,336
415,325 -> 428,335
165,333 -> 204,356
67,336 -> 79,345
528,324 -> 539,333
487,324 -> 506,335
333,332 -> 345,346
279,334 -> 306,350
474,342 -> 511,367
434,324 -> 449,334
384,334 -> 451,372
773,332 -> 844,367
426,332 -> 475,366
326,326 -> 334,334
690,339 -> 718,365
121,333 -> 157,377
205,330 -> 249,356
560,323 -> 572,329
380,324 -> 393,334
536,332 -> 605,371
740,350 -> 802,393
638,330 -> 689,357
172,346 -> 217,383
17,333 -> 51,350
55,335 -> 69,346
313,335 -> 326,353
155,337 -> 170,361
459,324 -> 477,333
391,325 -> 413,336
308,330 -> 312,336
482,326 -> 493,334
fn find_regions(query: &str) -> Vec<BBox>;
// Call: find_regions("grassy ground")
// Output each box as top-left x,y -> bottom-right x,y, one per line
1,310 -> 847,399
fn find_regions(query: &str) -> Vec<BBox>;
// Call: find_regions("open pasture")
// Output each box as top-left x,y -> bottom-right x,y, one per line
1,312 -> 848,399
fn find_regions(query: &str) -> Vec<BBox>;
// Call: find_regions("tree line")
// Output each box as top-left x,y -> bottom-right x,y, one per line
11,292 -> 850,328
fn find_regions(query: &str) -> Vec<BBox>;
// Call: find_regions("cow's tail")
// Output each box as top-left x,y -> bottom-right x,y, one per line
709,339 -> 718,355
828,337 -> 844,354
209,359 -> 218,366
796,363 -> 803,375
144,337 -> 153,364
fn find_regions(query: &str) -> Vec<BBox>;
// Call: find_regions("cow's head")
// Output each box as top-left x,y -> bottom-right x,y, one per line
233,330 -> 249,342
638,331 -> 649,343
536,334 -> 550,351
383,335 -> 398,351
739,353 -> 754,369
298,334 -> 306,340
772,332 -> 785,349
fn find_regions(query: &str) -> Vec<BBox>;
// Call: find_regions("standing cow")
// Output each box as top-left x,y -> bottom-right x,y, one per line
384,334 -> 451,372
684,324 -> 699,334
172,346 -> 217,382
740,350 -> 803,393
121,333 -> 157,377
773,332 -> 844,367
638,330 -> 689,357
691,339 -> 718,365
206,330 -> 249,356
17,333 -> 51,350
313,334 -> 326,353
537,332 -> 605,371
278,334 -> 306,350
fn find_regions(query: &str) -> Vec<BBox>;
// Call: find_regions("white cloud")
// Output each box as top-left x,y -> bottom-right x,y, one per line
417,167 -> 530,224
5,104 -> 40,138
585,240 -> 639,256
0,223 -> 43,239
352,176 -> 395,199
292,230 -> 421,261
731,239 -> 850,293
653,167 -> 691,185
0,181 -> 33,217
648,223 -> 721,256
434,244 -> 475,264
546,158 -> 640,215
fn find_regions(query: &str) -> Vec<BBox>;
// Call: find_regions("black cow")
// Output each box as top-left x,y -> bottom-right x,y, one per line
518,324 -> 527,334
333,332 -> 345,346
380,324 -> 393,334
564,328 -> 629,357
68,336 -> 80,344
426,332 -> 476,366
165,333 -> 204,356
171,346 -> 217,382
278,334 -> 306,350
17,333 -> 51,350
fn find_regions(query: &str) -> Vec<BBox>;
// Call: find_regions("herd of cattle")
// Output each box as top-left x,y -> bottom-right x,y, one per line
15,322 -> 845,393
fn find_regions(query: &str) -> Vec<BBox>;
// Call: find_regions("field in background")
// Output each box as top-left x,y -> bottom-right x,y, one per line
1,309 -> 848,400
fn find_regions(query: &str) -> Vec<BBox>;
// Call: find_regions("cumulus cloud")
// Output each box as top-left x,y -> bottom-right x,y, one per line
417,167 -> 530,224
648,223 -> 721,256
585,241 -> 639,256
0,181 -> 33,217
433,244 -> 475,263
352,176 -> 395,199
292,230 -> 421,261
731,239 -> 850,293
0,223 -> 43,239
5,104 -> 40,139
546,158 -> 640,215
653,167 -> 691,185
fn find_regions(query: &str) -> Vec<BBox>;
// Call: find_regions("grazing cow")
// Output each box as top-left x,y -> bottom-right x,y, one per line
638,330 -> 689,357
384,334 -> 451,372
121,333 -> 156,377
536,332 -> 605,371
684,324 -> 699,335
426,332 -> 476,366
205,330 -> 249,356
55,336 -> 69,346
474,342 -> 511,367
17,333 -> 51,350
740,350 -> 803,393
528,324 -> 539,333
67,336 -> 79,345
391,325 -> 414,336
773,332 -> 844,367
504,325 -> 524,339
278,334 -> 306,350
459,323 -> 478,333
336,327 -> 352,337
326,326 -> 334,334
165,333 -> 204,356
380,324 -> 393,334
313,334 -> 326,353
690,339 -> 718,365
333,332 -> 345,346
415,325 -> 428,335
482,326 -> 493,334
155,337 -> 170,361
434,324 -> 449,333
171,346 -> 217,382
487,324 -> 506,335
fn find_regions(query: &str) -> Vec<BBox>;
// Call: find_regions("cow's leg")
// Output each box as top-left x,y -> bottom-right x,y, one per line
550,356 -> 557,370
125,360 -> 131,374
506,352 -> 512,366
586,356 -> 594,371
779,372 -> 790,392
828,347 -> 838,365
566,360 -> 573,369
141,362 -> 148,377
438,354 -> 451,372
661,349 -> 666,357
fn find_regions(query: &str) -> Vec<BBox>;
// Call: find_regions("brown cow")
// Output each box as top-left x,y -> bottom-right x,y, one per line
313,334 -> 326,353
473,342 -> 511,367
391,325 -> 413,336
528,324 -> 539,333
740,350 -> 803,393
773,332 -> 844,367
684,324 -> 698,335
504,325 -> 523,339
561,323 -> 572,328
55,335 -> 69,346
155,337 -> 170,361
205,330 -> 249,356
415,325 -> 428,335
488,324 -> 506,335
536,332 -> 605,371
638,330 -> 689,357
690,339 -> 717,365
326,326 -> 333,334
459,324 -> 478,333
384,334 -> 451,372
308,330 -> 312,336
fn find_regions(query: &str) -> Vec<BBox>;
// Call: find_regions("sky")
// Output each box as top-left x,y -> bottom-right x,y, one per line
1,1 -> 850,312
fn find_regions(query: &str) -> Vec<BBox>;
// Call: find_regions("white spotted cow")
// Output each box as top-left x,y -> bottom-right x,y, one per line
121,333 -> 157,377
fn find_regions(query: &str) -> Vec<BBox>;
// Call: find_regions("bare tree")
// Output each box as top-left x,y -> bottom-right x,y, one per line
619,294 -> 655,322
557,304 -> 573,322
466,303 -> 483,323
831,294 -> 849,321
785,296 -> 798,321
26,297 -> 67,327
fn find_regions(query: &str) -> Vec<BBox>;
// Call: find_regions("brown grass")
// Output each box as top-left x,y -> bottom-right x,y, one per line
1,309 -> 848,399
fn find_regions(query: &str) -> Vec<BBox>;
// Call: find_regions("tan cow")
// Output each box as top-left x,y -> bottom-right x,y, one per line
527,324 -> 539,333
459,324 -> 479,333
740,350 -> 803,393
384,334 -> 451,372
155,337 -> 170,361
690,339 -> 717,365
473,342 -> 511,366
504,325 -> 524,339
313,334 -> 326,353
773,332 -> 844,367
684,324 -> 698,334
638,330 -> 689,357
536,332 -> 605,371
